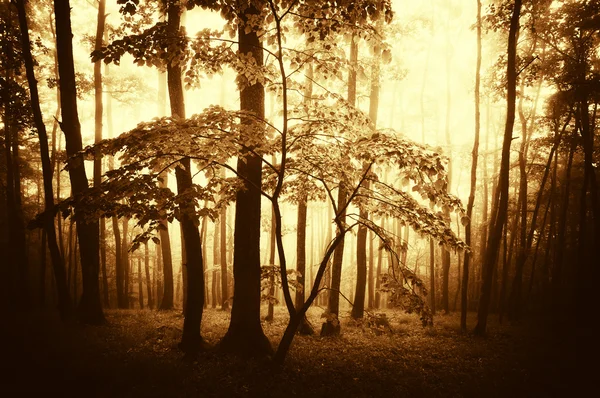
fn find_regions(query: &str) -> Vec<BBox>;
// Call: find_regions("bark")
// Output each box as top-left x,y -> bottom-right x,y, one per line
552,137 -> 575,312
509,107 -> 569,320
54,0 -> 104,324
163,2 -> 205,354
367,228 -> 375,309
274,227 -> 348,366
137,258 -> 144,309
353,34 -> 374,320
474,0 -> 521,336
145,242 -> 153,309
212,218 -> 219,308
295,190 -> 314,334
293,62 -> 314,334
158,174 -> 174,310
441,16 -> 454,315
220,180 -> 229,310
265,207 -> 276,322
322,34 -> 357,336
15,0 -> 72,319
461,0 -> 482,331
122,217 -> 130,307
93,0 -> 109,309
429,237 -> 436,315
220,4 -> 272,356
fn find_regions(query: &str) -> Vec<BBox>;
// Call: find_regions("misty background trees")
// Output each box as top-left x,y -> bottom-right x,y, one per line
0,0 -> 595,367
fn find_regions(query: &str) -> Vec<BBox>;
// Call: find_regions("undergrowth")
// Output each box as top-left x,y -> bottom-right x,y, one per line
1,306 -> 578,397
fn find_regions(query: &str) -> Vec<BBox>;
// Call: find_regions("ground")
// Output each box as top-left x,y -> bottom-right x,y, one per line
1,306 -> 578,397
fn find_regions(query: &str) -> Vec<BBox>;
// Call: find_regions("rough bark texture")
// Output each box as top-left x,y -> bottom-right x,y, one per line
54,0 -> 104,324
474,0 -> 521,336
220,4 -> 272,356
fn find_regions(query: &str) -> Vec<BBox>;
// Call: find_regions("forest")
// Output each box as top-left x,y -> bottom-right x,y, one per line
0,0 -> 591,396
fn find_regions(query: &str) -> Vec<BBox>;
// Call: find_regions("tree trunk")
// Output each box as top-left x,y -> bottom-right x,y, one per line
220,4 -> 272,356
321,34 -> 357,336
137,258 -> 144,309
112,216 -> 126,308
158,175 -> 174,310
220,178 -> 229,310
54,0 -> 104,324
474,0 -> 521,336
162,2 -> 205,354
265,207 -> 276,322
354,33 -> 377,319
212,218 -> 219,308
145,242 -> 153,309
441,15 -> 454,315
461,0 -> 482,331
15,0 -> 72,319
122,217 -> 130,308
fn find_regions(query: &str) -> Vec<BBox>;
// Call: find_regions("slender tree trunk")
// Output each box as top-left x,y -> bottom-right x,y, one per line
122,217 -> 130,307
474,0 -> 521,336
145,242 -> 153,309
461,0 -> 482,331
353,33 -> 376,320
15,0 -> 72,318
266,206 -> 277,321
212,218 -> 219,308
552,136 -> 575,313
294,62 -> 314,334
54,0 -> 104,324
137,258 -> 144,309
322,34 -> 357,336
220,180 -> 229,310
92,0 -> 109,309
158,175 -> 174,310
375,218 -> 383,309
367,228 -> 375,309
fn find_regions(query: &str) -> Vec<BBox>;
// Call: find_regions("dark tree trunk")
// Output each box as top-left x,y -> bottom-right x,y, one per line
461,0 -> 482,331
137,258 -> 144,309
158,174 -> 174,310
353,34 -> 375,320
162,1 -> 205,354
15,0 -> 72,319
93,0 -> 109,309
145,242 -> 153,309
265,207 -> 276,322
112,216 -> 126,308
474,0 -> 521,336
220,190 -> 229,310
220,4 -> 272,356
54,0 -> 104,324
122,217 -> 130,307
322,34 -> 357,336
295,190 -> 314,334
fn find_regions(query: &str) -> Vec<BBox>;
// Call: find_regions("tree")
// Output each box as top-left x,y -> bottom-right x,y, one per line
54,0 -> 104,324
461,0 -> 482,332
321,34 -> 358,337
14,0 -> 72,319
219,2 -> 273,357
474,0 -> 522,336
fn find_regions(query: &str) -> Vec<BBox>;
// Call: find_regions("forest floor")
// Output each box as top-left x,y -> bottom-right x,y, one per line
1,306 -> 579,397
